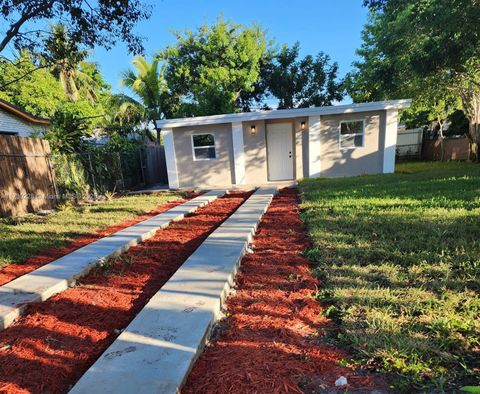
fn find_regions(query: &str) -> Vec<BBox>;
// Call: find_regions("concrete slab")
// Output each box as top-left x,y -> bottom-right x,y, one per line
0,190 -> 225,331
70,187 -> 277,394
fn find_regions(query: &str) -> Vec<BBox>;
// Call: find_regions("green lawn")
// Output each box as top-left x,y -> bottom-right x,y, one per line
0,193 -> 181,267
299,162 -> 480,391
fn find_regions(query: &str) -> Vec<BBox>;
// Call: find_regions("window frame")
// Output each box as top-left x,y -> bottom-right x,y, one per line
338,119 -> 365,150
191,132 -> 217,161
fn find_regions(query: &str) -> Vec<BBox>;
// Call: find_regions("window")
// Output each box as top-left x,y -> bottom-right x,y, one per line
192,133 -> 216,160
339,120 -> 364,149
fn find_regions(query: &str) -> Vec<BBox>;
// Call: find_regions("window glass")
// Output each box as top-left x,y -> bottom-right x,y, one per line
193,134 -> 214,147
192,133 -> 216,160
340,121 -> 364,148
194,147 -> 216,160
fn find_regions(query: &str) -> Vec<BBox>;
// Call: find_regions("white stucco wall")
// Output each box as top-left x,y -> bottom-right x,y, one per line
0,108 -> 49,137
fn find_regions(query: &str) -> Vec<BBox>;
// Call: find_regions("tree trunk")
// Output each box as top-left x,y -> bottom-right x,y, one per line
469,122 -> 480,162
459,83 -> 480,162
153,119 -> 161,144
438,121 -> 446,162
440,137 -> 446,162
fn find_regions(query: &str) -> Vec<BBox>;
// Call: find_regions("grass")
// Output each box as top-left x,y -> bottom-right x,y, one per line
299,161 -> 480,391
0,193 -> 181,268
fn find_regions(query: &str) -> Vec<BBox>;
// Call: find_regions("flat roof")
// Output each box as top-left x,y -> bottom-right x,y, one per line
156,99 -> 411,129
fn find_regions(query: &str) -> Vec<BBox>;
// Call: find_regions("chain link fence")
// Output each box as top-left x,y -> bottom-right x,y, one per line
51,148 -> 147,200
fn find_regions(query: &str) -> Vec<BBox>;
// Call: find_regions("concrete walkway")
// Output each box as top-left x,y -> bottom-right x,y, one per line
70,187 -> 277,394
0,190 -> 225,331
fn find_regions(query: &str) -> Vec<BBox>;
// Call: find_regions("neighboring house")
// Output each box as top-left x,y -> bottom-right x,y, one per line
0,99 -> 50,137
156,99 -> 411,189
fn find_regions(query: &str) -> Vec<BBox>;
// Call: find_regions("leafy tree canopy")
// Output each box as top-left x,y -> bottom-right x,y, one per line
44,24 -> 109,103
0,0 -> 151,56
163,18 -> 268,116
362,0 -> 480,75
264,42 -> 343,109
0,51 -> 66,117
118,55 -> 179,141
348,0 -> 480,158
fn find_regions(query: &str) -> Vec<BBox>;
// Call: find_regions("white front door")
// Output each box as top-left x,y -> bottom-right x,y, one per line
266,122 -> 294,181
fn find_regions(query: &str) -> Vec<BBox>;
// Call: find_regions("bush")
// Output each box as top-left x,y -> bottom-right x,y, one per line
51,154 -> 90,201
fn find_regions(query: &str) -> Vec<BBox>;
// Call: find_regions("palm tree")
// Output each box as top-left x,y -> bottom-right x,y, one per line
120,55 -> 176,142
44,24 -> 99,102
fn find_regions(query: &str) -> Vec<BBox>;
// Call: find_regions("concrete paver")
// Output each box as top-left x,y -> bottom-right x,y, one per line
0,190 -> 225,331
70,187 -> 277,394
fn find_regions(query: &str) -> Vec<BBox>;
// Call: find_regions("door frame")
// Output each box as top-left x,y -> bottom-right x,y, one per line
265,120 -> 295,181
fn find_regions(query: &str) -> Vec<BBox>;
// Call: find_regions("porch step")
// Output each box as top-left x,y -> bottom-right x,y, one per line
0,190 -> 225,331
70,186 -> 277,394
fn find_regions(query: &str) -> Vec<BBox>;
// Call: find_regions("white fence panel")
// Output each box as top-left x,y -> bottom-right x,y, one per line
396,128 -> 423,157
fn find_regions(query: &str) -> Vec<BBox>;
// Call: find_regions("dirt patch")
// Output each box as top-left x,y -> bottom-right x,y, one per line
0,195 -> 194,286
183,188 -> 386,393
0,191 -> 251,394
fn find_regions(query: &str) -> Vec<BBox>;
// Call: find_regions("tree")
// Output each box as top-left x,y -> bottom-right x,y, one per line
44,24 -> 100,102
425,91 -> 459,161
0,0 -> 151,56
0,51 -> 66,117
46,102 -> 99,153
102,93 -> 150,140
236,49 -> 276,112
264,42 -> 343,109
120,55 -> 177,141
350,0 -> 480,160
163,18 -> 268,116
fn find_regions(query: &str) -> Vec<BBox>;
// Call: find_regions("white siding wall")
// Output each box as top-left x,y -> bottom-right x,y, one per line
0,108 -> 48,137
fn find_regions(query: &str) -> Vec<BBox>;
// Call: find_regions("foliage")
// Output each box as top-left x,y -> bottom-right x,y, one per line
99,134 -> 143,153
236,48 -> 276,111
264,42 -> 344,109
0,0 -> 151,56
51,153 -> 90,200
0,51 -> 66,117
163,18 -> 268,116
300,161 -> 480,391
102,93 -> 147,138
448,110 -> 470,136
349,0 -> 480,158
119,55 -> 178,139
1,33 -> 109,152
0,193 -> 180,268
46,101 -> 98,153
362,0 -> 480,74
44,24 -> 105,102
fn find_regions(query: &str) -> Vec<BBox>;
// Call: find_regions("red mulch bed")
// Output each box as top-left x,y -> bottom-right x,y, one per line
0,195 -> 192,286
183,188 -> 385,394
0,191 -> 251,394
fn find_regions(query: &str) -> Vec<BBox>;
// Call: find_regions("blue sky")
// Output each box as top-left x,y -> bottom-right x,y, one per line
93,0 -> 368,99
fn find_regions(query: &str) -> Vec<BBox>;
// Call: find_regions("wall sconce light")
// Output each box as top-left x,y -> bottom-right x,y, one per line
301,121 -> 306,130
250,125 -> 256,134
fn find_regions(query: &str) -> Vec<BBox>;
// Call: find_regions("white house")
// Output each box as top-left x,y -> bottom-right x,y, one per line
0,99 -> 50,137
156,99 -> 412,189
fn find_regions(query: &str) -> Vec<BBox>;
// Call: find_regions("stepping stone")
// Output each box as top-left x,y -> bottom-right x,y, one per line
70,187 -> 277,394
0,190 -> 225,331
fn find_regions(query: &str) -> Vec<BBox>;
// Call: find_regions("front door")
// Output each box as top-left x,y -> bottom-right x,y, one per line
266,122 -> 294,181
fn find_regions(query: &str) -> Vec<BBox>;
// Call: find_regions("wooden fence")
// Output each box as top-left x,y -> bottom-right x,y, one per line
422,137 -> 471,161
0,135 -> 57,217
144,144 -> 168,185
